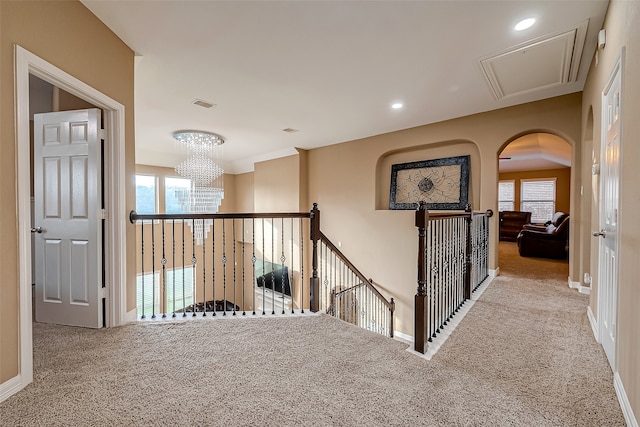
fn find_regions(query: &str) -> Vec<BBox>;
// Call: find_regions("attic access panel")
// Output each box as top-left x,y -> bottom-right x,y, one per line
480,21 -> 588,99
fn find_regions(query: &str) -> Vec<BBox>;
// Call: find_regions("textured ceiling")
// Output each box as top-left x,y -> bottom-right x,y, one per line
81,0 -> 608,173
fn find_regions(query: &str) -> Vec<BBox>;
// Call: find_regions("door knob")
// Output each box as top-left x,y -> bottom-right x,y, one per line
30,227 -> 44,234
592,230 -> 606,238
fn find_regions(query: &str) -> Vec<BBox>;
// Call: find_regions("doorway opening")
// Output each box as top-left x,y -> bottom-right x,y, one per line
29,75 -> 104,327
497,132 -> 572,275
15,45 -> 127,392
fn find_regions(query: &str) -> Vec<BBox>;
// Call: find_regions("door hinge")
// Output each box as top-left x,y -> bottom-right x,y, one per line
99,287 -> 107,299
100,209 -> 107,220
98,129 -> 106,140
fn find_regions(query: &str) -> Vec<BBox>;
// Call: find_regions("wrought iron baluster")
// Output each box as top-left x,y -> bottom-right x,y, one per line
151,220 -> 156,319
290,218 -> 294,314
261,218 -> 266,315
191,219 -> 196,317
140,220 -> 145,319
271,217 -> 275,315
172,219 -> 176,317
222,218 -> 227,316
280,217 -> 285,314
233,219 -> 237,316
252,218 -> 256,315
182,219 -> 186,317
299,218 -> 304,313
202,219 -> 207,317
242,219 -> 246,316
212,217 -> 216,316
161,220 -> 167,318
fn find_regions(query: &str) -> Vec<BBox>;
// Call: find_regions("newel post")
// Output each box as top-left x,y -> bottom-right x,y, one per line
464,204 -> 473,300
310,203 -> 320,312
415,201 -> 429,354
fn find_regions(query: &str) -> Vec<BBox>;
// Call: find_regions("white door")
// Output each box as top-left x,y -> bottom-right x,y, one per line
33,109 -> 103,328
596,61 -> 621,369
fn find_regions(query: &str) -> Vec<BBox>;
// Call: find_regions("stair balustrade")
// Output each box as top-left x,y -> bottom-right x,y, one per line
129,203 -> 395,337
414,202 -> 492,354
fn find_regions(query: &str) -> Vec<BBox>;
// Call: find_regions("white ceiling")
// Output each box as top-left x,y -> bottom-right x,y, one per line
81,0 -> 608,174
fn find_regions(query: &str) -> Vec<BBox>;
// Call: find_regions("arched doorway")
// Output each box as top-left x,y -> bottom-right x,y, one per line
497,132 -> 572,269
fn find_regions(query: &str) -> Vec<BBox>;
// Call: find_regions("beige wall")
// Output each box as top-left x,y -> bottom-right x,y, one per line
0,1 -> 135,383
499,167 -> 572,216
254,154 -> 305,212
582,0 -> 640,419
306,94 -> 582,336
234,172 -> 255,212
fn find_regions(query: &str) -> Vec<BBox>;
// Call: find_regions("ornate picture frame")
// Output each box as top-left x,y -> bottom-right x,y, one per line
389,155 -> 470,210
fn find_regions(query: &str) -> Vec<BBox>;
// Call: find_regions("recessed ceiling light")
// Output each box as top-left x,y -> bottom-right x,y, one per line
391,103 -> 403,109
514,18 -> 536,31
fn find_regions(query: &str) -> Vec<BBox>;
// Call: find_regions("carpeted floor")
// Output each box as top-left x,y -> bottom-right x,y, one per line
0,242 -> 625,426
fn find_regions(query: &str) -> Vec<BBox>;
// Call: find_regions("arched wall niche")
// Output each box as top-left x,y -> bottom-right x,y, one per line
375,139 -> 481,211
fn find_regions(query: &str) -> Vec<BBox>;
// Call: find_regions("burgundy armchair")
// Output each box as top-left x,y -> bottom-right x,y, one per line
517,212 -> 570,259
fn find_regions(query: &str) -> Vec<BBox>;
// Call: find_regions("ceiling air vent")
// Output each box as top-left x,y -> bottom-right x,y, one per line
282,128 -> 299,133
479,20 -> 589,100
192,99 -> 216,109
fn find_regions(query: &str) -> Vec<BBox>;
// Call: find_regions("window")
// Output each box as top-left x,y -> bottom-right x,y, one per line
521,178 -> 556,223
136,267 -> 195,316
498,180 -> 515,211
165,267 -> 195,312
136,272 -> 159,316
135,174 -> 157,214
165,176 -> 191,214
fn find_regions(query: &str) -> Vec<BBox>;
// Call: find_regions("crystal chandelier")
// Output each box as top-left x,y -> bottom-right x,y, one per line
173,130 -> 225,244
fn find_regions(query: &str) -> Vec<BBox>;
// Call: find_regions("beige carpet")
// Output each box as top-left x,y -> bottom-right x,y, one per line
0,242 -> 625,426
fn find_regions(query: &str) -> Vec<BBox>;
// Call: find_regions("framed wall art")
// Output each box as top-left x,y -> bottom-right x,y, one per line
389,155 -> 470,210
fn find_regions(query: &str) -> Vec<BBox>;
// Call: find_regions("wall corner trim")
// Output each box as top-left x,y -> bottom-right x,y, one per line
587,305 -> 599,342
125,308 -> 138,323
614,372 -> 639,427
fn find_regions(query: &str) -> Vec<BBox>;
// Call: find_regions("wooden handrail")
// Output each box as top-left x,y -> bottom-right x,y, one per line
332,278 -> 394,311
130,210 -> 311,222
426,209 -> 493,220
318,231 -> 368,288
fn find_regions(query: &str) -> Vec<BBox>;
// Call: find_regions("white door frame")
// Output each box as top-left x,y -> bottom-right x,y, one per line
14,46 -> 127,389
596,52 -> 623,370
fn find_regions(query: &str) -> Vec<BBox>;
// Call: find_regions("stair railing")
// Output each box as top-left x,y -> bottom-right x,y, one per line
414,202 -> 492,353
314,228 -> 395,337
129,203 -> 395,337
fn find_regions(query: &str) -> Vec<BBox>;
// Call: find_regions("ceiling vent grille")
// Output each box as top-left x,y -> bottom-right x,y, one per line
479,20 -> 589,100
192,99 -> 216,109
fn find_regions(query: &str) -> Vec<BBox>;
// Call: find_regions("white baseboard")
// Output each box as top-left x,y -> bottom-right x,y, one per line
578,285 -> 591,295
568,278 -> 591,295
587,305 -> 599,343
406,274 -> 494,361
393,331 -> 413,343
489,267 -> 500,277
0,374 -> 26,404
614,372 -> 638,427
